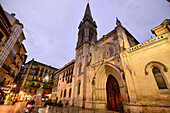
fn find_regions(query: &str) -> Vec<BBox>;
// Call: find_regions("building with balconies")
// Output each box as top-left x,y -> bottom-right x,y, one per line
0,5 -> 27,104
51,60 -> 75,105
18,58 -> 58,101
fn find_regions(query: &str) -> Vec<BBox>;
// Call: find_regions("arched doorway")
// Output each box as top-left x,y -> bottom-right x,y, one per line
106,75 -> 122,111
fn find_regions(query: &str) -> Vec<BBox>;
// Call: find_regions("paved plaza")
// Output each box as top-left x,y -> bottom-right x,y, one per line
0,102 -> 118,113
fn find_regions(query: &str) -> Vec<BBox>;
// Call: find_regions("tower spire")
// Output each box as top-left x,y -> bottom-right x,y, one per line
83,3 -> 93,21
76,3 -> 97,49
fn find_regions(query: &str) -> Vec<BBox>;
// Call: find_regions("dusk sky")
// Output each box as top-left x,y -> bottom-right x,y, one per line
1,0 -> 170,68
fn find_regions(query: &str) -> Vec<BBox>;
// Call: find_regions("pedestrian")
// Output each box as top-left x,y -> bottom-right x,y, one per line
65,101 -> 68,107
25,102 -> 33,113
12,99 -> 18,105
44,100 -> 47,107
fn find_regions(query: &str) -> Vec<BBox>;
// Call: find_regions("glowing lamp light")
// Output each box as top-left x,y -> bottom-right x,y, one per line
13,85 -> 17,88
20,91 -> 23,94
45,76 -> 49,80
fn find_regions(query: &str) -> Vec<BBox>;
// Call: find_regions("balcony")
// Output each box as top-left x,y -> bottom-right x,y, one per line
43,86 -> 52,90
20,56 -> 23,60
8,71 -> 15,78
29,72 -> 36,75
25,85 -> 40,88
12,61 -> 16,65
10,51 -> 16,60
2,64 -> 10,72
16,64 -> 19,69
44,80 -> 53,84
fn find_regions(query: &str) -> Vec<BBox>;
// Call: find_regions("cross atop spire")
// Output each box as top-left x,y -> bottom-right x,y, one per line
83,3 -> 93,21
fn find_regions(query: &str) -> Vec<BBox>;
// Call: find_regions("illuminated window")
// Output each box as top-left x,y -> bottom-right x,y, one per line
152,67 -> 168,89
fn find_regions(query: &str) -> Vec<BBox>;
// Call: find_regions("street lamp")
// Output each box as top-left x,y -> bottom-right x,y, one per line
13,84 -> 16,88
45,76 -> 49,80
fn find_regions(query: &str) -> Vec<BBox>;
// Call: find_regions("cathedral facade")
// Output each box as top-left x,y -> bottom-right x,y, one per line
52,3 -> 170,113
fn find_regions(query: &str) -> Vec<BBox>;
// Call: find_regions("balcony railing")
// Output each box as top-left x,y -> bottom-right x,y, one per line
43,86 -> 52,89
2,64 -> 10,72
10,51 -> 16,60
44,80 -> 53,84
25,85 -> 40,88
8,71 -> 15,78
16,64 -> 19,69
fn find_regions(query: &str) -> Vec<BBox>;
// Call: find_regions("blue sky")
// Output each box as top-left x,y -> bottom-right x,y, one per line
1,0 -> 170,68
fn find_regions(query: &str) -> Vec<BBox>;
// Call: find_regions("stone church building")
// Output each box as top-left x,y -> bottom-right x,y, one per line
52,3 -> 170,113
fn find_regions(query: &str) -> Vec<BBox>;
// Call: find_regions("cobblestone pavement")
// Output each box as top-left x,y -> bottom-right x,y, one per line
0,102 -> 24,113
32,105 -> 118,113
0,102 -> 118,113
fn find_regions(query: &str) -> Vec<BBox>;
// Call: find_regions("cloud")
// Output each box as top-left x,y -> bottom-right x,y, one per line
1,0 -> 170,68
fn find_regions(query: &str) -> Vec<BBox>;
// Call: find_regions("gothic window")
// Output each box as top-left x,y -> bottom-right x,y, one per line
89,31 -> 93,41
78,81 -> 81,95
69,88 -> 72,98
81,33 -> 84,43
64,89 -> 66,97
152,67 -> 168,89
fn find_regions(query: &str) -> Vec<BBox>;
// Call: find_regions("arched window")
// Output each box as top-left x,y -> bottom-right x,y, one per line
64,89 -> 66,97
78,81 -> 81,95
89,31 -> 93,42
152,67 -> 167,89
69,88 -> 72,98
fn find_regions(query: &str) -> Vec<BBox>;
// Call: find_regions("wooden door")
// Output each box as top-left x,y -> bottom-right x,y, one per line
106,75 -> 122,111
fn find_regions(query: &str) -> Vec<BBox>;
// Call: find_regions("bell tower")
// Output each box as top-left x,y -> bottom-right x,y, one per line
72,3 -> 97,108
76,3 -> 97,49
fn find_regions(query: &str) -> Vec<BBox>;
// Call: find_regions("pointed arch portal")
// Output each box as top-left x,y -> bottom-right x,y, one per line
106,75 -> 122,111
